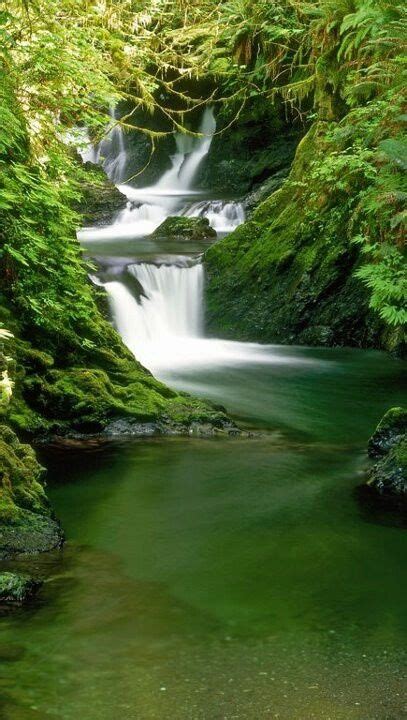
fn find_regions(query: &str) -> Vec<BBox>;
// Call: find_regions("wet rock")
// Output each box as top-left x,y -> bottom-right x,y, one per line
152,216 -> 217,242
0,572 -> 43,605
368,407 -> 407,459
104,420 -> 160,437
365,408 -> 407,503
367,438 -> 407,499
77,163 -> 127,226
244,169 -> 290,214
0,425 -> 64,559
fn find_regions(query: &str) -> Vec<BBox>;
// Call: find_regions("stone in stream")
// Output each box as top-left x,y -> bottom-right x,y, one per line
152,216 -> 217,242
0,572 -> 43,606
365,407 -> 407,501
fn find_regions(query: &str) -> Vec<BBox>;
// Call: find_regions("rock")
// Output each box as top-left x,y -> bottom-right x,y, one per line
368,407 -> 407,458
244,169 -> 290,214
367,437 -> 407,498
152,216 -> 217,242
76,163 -> 127,226
0,572 -> 42,605
365,408 -> 407,501
0,425 -> 64,558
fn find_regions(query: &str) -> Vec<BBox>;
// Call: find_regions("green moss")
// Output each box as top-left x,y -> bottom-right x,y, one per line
0,426 -> 63,557
368,407 -> 407,459
205,121 -> 389,349
0,572 -> 42,605
152,216 -> 217,241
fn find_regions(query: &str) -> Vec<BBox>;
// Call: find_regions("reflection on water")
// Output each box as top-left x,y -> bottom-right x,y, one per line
0,349 -> 406,720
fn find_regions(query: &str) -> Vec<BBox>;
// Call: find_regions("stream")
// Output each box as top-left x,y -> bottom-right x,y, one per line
0,109 -> 406,720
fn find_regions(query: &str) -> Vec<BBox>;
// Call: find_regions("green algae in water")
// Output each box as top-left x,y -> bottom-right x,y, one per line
0,347 -> 406,719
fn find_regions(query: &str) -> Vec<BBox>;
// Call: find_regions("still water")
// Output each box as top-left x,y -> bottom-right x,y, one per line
0,347 -> 406,720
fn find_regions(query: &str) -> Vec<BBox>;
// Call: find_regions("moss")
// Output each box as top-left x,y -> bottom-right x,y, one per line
368,407 -> 407,459
367,437 -> 407,498
74,163 -> 127,225
152,216 -> 217,242
0,572 -> 42,605
205,121 -> 388,350
0,426 -> 63,557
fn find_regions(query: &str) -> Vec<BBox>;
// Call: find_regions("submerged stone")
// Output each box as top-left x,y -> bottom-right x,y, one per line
152,216 -> 217,242
0,572 -> 42,605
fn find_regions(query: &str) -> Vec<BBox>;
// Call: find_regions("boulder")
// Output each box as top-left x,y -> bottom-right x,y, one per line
366,408 -> 407,501
368,407 -> 407,458
152,216 -> 217,242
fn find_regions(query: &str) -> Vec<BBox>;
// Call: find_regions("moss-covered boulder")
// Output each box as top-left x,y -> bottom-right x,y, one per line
0,572 -> 42,605
0,426 -> 63,558
368,407 -> 407,459
367,438 -> 407,499
365,408 -> 407,501
152,216 -> 217,242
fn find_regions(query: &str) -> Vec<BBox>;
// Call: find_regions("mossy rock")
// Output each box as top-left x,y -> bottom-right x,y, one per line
75,163 -> 127,226
368,407 -> 407,459
0,425 -> 63,558
367,437 -> 407,499
205,121 -> 390,350
152,216 -> 217,242
0,572 -> 42,605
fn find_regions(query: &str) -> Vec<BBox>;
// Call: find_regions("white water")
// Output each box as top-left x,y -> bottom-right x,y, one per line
76,105 -> 306,378
78,107 -> 233,244
94,106 -> 127,183
185,200 -> 245,234
106,261 -> 315,376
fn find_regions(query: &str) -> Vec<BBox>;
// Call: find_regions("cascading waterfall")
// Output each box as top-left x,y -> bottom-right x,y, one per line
77,105 -> 287,377
185,200 -> 245,234
106,261 -> 205,369
102,106 -> 128,184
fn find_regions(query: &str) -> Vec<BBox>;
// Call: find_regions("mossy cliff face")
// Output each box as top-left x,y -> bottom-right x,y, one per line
196,101 -> 303,196
76,163 -> 127,226
0,425 -> 62,558
205,120 -> 402,351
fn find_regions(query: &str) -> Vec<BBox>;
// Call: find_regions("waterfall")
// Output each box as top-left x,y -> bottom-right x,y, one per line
104,260 -> 292,375
79,104 -> 256,376
118,106 -> 216,198
176,107 -> 216,189
185,200 -> 245,234
102,106 -> 128,183
105,262 -> 204,368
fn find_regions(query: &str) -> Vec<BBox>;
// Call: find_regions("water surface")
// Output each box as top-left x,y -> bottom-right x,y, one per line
0,348 -> 406,720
